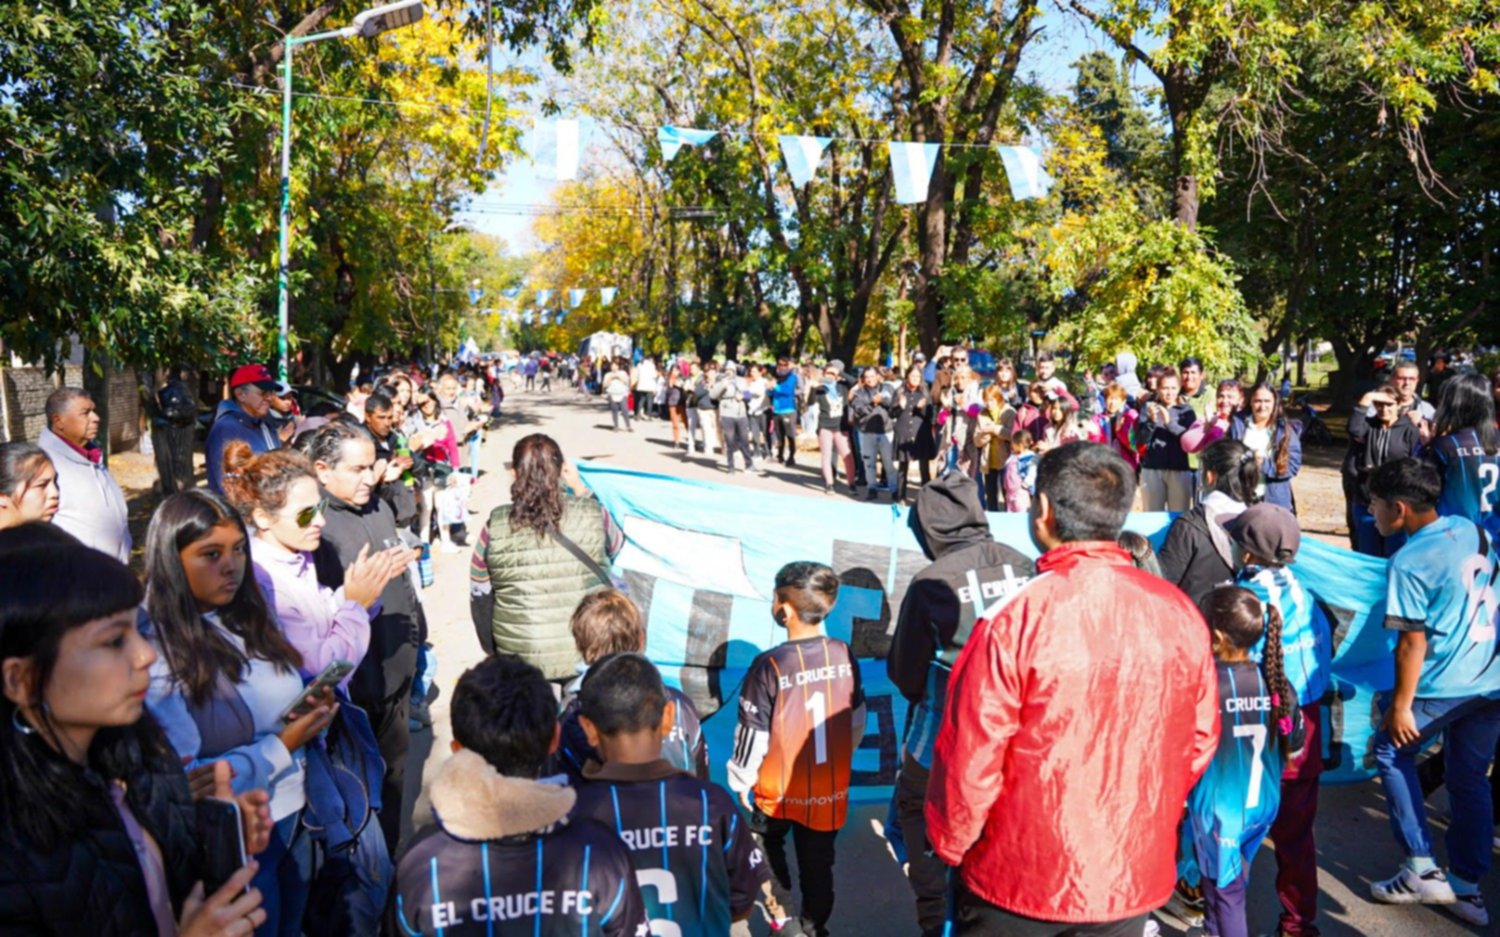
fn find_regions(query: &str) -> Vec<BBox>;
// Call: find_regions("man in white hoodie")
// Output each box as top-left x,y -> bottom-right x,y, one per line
36,387 -> 131,561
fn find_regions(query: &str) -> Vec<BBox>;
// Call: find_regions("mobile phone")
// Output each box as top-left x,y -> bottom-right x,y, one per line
196,797 -> 247,895
278,659 -> 354,724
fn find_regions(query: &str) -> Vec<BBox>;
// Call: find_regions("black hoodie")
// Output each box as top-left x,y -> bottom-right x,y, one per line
886,472 -> 1035,768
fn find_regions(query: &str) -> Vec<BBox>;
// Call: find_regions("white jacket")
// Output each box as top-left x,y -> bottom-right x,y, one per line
37,427 -> 131,562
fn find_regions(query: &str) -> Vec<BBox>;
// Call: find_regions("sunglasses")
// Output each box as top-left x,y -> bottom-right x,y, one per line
294,498 -> 328,528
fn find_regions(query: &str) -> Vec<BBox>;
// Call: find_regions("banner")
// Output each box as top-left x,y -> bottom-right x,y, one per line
997,145 -> 1053,201
888,141 -> 942,204
569,288 -> 586,308
599,287 -> 618,307
779,134 -> 832,188
576,465 -> 1396,807
556,119 -> 580,181
658,126 -> 718,162
534,288 -> 552,307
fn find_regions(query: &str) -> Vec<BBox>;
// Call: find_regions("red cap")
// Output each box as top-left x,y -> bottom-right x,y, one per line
229,364 -> 278,390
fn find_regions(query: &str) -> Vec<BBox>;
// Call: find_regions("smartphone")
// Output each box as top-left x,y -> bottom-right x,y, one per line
278,659 -> 354,724
196,798 -> 246,895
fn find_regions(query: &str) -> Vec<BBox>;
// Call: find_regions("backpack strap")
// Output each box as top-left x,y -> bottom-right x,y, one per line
546,524 -> 611,587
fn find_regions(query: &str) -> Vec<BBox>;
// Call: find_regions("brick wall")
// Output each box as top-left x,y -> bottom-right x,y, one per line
1,363 -> 142,452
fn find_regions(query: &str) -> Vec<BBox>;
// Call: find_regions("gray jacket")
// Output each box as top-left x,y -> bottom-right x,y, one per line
711,376 -> 749,419
37,427 -> 131,562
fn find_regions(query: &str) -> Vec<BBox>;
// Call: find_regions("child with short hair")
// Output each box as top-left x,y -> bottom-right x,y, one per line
1002,430 -> 1037,512
556,588 -> 708,780
1187,586 -> 1305,937
1221,502 -> 1331,937
572,653 -> 768,934
391,654 -> 648,936
727,562 -> 866,937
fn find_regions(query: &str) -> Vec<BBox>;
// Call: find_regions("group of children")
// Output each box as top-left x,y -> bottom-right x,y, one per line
392,561 -> 865,937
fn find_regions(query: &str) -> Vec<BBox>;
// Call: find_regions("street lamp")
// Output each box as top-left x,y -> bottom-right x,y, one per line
276,0 -> 426,381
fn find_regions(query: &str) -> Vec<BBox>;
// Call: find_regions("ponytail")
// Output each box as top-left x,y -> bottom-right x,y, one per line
1260,603 -> 1297,757
1202,439 -> 1263,506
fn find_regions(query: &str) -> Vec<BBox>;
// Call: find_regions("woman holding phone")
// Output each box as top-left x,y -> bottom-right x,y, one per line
0,523 -> 270,935
220,441 -> 406,678
144,490 -> 336,936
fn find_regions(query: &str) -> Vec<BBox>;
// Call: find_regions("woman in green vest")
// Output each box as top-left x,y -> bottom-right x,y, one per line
468,433 -> 622,681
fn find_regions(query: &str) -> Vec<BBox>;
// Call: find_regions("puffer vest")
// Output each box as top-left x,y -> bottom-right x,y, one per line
484,494 -> 610,679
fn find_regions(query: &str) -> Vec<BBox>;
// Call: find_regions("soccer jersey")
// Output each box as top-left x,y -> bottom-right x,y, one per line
1426,430 -> 1500,538
557,681 -> 708,782
727,636 -> 865,831
1385,515 -> 1500,699
573,761 -> 768,936
1186,661 -> 1301,888
1236,565 -> 1331,707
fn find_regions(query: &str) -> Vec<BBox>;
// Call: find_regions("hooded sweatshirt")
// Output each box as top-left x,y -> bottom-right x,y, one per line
205,399 -> 280,493
886,472 -> 1036,768
1114,352 -> 1144,401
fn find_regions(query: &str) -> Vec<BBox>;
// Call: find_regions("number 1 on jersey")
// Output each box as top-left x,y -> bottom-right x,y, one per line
805,690 -> 827,765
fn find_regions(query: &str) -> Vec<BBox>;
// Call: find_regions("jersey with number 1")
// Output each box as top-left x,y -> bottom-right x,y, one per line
1426,430 -> 1500,538
738,636 -> 864,831
1186,660 -> 1298,888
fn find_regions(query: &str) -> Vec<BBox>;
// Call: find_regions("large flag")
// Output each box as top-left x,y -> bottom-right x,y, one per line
997,145 -> 1053,201
778,134 -> 832,188
888,141 -> 942,204
577,464 -> 1399,804
556,119 -> 580,181
658,126 -> 718,162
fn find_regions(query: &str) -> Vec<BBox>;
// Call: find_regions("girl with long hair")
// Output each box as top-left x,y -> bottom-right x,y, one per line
1424,372 -> 1500,536
0,442 -> 58,529
1233,383 -> 1301,511
1158,439 -> 1263,606
144,490 -> 337,936
0,524 -> 269,935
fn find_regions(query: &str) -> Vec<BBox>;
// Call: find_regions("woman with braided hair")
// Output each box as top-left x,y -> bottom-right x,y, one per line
1182,585 -> 1305,937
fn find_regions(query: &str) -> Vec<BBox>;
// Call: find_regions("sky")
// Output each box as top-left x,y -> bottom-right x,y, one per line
456,5 -> 1153,256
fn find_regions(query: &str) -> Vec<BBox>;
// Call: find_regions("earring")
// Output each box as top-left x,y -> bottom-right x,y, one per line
11,709 -> 35,736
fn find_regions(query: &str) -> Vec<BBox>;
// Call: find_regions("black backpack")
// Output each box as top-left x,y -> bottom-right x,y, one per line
157,380 -> 197,425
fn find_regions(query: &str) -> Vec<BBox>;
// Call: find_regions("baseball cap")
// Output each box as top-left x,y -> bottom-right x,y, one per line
913,352 -> 928,362
827,359 -> 845,375
271,381 -> 294,397
1224,503 -> 1301,565
229,364 -> 278,391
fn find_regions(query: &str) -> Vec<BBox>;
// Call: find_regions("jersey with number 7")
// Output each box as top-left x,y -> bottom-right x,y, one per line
727,636 -> 866,831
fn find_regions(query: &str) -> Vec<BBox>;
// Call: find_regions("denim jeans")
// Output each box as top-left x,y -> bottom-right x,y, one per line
1374,693 -> 1500,882
253,811 -> 314,937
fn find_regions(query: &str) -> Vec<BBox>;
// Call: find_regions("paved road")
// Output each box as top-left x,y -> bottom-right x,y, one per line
408,388 -> 1492,937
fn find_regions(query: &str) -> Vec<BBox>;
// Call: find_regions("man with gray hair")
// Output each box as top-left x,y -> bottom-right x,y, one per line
36,387 -> 131,561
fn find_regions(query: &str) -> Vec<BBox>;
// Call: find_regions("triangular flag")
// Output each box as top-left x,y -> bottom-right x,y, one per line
658,126 -> 718,162
535,289 -> 552,307
569,289 -> 586,308
556,119 -> 580,181
540,310 -> 551,325
556,309 -> 567,322
501,287 -> 521,299
778,134 -> 832,188
996,146 -> 1053,201
888,142 -> 941,204
599,287 -> 617,307
523,310 -> 533,325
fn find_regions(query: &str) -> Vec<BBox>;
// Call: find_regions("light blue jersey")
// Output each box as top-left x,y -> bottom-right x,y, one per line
1237,565 -> 1332,707
1427,430 -> 1500,539
1186,661 -> 1291,887
1385,515 -> 1500,699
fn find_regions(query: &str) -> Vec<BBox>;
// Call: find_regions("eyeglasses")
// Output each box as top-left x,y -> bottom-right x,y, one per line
294,498 -> 327,528
953,355 -> 969,362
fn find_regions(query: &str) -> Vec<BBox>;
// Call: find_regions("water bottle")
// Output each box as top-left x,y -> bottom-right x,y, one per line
418,542 -> 434,588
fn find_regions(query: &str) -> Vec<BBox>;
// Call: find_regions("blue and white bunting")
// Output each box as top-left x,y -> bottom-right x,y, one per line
888,141 -> 942,204
501,287 -> 521,299
534,289 -> 552,307
569,289 -> 586,308
556,119 -> 580,181
996,145 -> 1053,201
599,287 -> 617,307
778,134 -> 832,188
658,126 -> 718,162
523,310 -> 533,325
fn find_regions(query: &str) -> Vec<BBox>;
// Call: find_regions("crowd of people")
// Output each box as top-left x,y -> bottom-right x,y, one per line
0,342 -> 1496,937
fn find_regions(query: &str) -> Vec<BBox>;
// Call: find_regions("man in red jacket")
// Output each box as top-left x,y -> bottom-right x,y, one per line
927,441 -> 1220,935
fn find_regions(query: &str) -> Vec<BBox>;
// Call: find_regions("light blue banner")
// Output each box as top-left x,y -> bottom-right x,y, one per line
534,289 -> 552,307
599,287 -> 617,307
569,289 -> 586,308
659,126 -> 718,162
576,464 -> 1395,805
778,134 -> 832,188
997,145 -> 1053,201
889,141 -> 942,204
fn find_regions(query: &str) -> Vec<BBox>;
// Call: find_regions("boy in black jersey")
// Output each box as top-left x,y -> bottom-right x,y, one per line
392,654 -> 648,937
572,653 -> 768,935
555,589 -> 708,780
727,561 -> 866,937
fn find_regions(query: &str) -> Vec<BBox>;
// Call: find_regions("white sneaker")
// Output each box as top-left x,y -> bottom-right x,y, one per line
1450,891 -> 1489,926
1370,864 -> 1456,905
438,540 -> 462,555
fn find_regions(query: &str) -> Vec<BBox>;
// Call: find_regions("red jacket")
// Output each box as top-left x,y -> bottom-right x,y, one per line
925,541 -> 1218,923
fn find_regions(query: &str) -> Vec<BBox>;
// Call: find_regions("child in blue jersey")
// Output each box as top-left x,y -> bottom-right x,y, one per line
555,589 -> 708,780
1222,502 -> 1330,937
1423,373 -> 1500,538
1188,586 -> 1305,937
1367,458 -> 1500,926
571,653 -> 768,935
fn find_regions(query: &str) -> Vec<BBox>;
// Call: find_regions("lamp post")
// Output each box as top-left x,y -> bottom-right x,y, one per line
276,0 -> 426,381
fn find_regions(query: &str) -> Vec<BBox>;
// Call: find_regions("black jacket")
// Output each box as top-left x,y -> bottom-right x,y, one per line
894,383 -> 937,459
850,384 -> 893,434
370,428 -> 419,529
0,724 -> 200,935
1157,503 -> 1238,607
1343,408 -> 1421,503
315,489 -> 425,708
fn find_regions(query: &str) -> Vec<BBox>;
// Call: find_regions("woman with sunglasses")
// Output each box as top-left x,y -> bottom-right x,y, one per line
144,489 -> 339,935
221,441 -> 407,680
